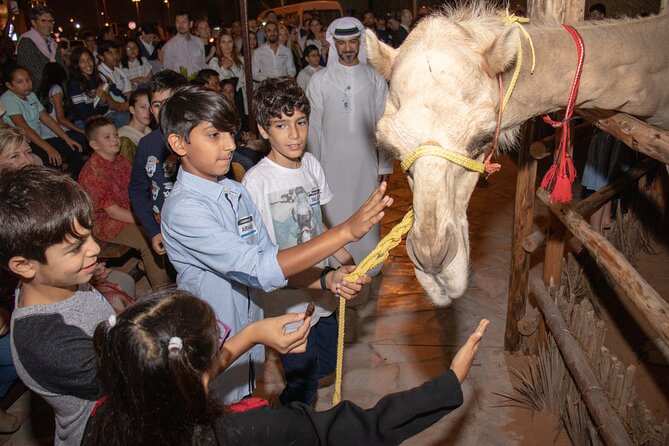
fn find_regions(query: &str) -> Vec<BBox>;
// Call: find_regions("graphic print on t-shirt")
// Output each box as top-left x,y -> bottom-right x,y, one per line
268,184 -> 323,248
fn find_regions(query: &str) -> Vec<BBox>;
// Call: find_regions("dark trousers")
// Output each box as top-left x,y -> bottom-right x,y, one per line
279,313 -> 337,406
31,130 -> 85,179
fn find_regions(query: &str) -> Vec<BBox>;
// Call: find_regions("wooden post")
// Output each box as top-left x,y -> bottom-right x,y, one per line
506,121 -> 536,352
537,188 -> 669,348
531,278 -> 633,446
527,0 -> 584,22
238,0 -> 256,132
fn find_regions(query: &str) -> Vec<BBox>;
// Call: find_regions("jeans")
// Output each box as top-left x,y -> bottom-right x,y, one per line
107,111 -> 131,127
279,313 -> 337,405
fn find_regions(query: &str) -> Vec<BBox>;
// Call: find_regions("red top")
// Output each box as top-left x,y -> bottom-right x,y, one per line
79,152 -> 132,240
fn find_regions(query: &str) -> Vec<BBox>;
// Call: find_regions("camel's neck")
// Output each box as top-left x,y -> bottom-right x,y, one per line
501,15 -> 669,129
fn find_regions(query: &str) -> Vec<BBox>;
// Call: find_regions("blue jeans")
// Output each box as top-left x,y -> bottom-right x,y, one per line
279,313 -> 337,405
107,111 -> 131,127
0,334 -> 18,397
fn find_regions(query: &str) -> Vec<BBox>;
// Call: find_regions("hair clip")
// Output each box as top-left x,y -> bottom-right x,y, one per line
168,336 -> 183,352
108,315 -> 116,328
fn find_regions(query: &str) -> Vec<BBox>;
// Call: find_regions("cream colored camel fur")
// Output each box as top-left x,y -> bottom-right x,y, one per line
366,3 -> 669,306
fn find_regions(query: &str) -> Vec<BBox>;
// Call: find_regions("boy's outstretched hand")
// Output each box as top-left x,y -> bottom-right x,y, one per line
450,319 -> 489,383
344,182 -> 393,242
327,265 -> 371,299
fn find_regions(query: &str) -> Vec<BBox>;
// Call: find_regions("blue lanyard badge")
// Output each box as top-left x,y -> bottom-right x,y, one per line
237,215 -> 257,238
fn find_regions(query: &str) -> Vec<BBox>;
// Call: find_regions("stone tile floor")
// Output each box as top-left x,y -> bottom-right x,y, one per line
1,155 -> 557,445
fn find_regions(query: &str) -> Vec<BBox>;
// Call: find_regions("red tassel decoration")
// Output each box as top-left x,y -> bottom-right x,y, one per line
539,24 -> 585,204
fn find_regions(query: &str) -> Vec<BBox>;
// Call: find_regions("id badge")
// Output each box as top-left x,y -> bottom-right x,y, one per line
308,188 -> 320,207
237,215 -> 257,238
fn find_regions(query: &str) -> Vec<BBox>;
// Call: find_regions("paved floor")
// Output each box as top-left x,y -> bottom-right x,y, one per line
1,155 -> 539,445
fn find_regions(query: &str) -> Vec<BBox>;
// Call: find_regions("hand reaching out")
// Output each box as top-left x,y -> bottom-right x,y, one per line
450,319 -> 489,383
343,181 -> 393,242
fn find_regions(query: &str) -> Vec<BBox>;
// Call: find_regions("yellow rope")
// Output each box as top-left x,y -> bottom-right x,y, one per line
332,209 -> 415,405
499,13 -> 536,112
401,145 -> 485,174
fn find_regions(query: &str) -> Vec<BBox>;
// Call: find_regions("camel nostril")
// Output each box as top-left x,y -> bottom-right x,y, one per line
407,231 -> 459,274
406,237 -> 426,272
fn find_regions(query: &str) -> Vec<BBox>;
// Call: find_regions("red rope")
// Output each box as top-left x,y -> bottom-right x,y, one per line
540,24 -> 585,203
483,75 -> 504,178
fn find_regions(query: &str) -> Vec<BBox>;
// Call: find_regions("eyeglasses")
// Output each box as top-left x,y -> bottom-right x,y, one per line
37,19 -> 55,24
217,320 -> 231,349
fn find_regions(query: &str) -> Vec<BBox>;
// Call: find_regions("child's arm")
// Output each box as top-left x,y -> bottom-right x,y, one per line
38,111 -> 82,152
7,114 -> 62,165
104,205 -> 136,224
51,90 -> 85,134
214,314 -> 311,376
276,182 -> 392,278
286,265 -> 368,299
322,223 -> 355,266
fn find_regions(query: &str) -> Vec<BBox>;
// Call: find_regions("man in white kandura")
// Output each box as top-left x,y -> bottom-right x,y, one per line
306,17 -> 392,277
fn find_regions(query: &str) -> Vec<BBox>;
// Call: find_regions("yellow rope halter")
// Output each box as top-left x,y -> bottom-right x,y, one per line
401,145 -> 486,174
331,12 -> 536,407
500,13 -> 536,112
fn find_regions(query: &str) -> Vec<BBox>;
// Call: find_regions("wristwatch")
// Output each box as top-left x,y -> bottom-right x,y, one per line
320,266 -> 336,290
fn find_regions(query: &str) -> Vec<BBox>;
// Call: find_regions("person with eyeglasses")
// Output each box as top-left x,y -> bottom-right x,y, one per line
16,6 -> 66,92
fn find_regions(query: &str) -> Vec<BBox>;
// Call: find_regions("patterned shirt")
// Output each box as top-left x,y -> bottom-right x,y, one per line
78,152 -> 132,241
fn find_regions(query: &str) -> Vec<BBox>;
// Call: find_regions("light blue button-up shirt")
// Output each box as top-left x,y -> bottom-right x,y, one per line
161,168 -> 287,403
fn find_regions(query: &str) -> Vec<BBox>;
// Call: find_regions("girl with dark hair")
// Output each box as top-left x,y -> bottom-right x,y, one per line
0,65 -> 84,177
301,18 -> 327,64
38,62 -> 88,147
121,40 -> 153,90
208,29 -> 249,130
82,289 -> 488,446
65,47 -> 111,127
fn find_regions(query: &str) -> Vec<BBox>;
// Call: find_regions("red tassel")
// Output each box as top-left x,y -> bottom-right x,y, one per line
541,164 -> 558,191
549,173 -> 573,203
542,151 -> 576,203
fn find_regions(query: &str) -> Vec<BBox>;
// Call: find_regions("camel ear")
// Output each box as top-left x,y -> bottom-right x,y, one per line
365,28 -> 397,81
479,26 -> 519,77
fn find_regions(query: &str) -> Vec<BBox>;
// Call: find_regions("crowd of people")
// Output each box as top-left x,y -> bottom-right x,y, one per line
0,5 -> 492,446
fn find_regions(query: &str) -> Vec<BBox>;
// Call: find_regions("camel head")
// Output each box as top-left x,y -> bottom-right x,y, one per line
366,7 -> 519,306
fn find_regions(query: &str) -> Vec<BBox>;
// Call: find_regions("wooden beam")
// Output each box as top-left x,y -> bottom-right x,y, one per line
530,278 -> 633,446
577,109 -> 669,166
238,0 -> 256,132
506,121 -> 536,352
522,157 -> 658,253
537,188 -> 669,348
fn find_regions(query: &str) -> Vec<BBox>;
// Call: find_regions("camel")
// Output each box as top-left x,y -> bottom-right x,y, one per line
365,3 -> 669,306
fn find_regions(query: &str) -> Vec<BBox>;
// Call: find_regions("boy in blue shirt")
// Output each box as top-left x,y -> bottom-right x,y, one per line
160,86 -> 392,404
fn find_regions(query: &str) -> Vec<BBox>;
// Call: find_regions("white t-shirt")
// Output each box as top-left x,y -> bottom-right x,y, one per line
242,152 -> 337,326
